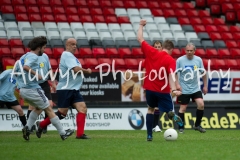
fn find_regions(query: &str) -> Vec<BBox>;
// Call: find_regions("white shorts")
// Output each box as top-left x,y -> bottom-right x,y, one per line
20,88 -> 50,110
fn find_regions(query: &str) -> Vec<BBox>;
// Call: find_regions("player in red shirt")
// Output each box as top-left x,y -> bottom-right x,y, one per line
137,19 -> 183,141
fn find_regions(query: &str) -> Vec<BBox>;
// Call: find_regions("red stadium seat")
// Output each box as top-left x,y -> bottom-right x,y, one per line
29,14 -> 42,22
77,58 -> 85,68
136,1 -> 148,8
225,59 -> 239,70
118,48 -> 132,58
0,47 -> 11,58
53,48 -> 64,58
210,4 -> 221,16
103,8 -> 115,16
93,15 -> 105,23
50,0 -> 62,6
78,7 -> 90,15
38,0 -> 50,6
229,26 -> 240,33
79,48 -> 92,58
98,58 -> 112,71
212,59 -> 226,70
88,0 -> 100,8
100,0 -> 112,8
222,3 -> 234,14
9,39 -> 23,48
105,16 -> 118,23
16,13 -> 29,21
202,58 -> 210,69
124,1 -> 136,8
73,49 -> 80,58
132,48 -> 144,58
125,58 -> 138,70
68,15 -> 80,22
171,48 -> 182,58
190,18 -> 202,25
75,0 -> 87,7
40,6 -> 52,14
226,40 -> 238,48
160,2 -> 171,8
175,9 -> 187,17
84,58 -> 98,69
92,48 -> 105,58
178,18 -> 190,25
49,59 -> 58,71
53,7 -> 65,15
202,17 -> 213,25
187,10 -> 199,17
171,2 -> 183,9
44,48 -> 53,58
148,1 -> 159,9
217,25 -> 229,32
105,48 -> 119,58
66,7 -> 78,15
206,25 -> 218,32
163,9 -> 175,18
230,48 -> 240,58
221,32 -> 233,41
25,0 -> 37,6
90,8 -> 103,15
112,0 -> 124,8
207,0 -> 220,5
12,0 -> 24,5
233,32 -> 240,41
117,17 -> 130,23
2,58 -> 16,70
218,49 -> 231,58
210,33 -> 222,41
55,14 -> 67,22
11,47 -> 25,59
0,39 -> 9,47
196,0 -> 206,8
62,0 -> 75,7
193,25 -> 206,33
183,2 -> 194,9
213,18 -> 225,25
151,9 -> 164,16
225,12 -> 236,23
112,58 -> 125,70
80,15 -> 93,23
199,10 -> 210,17
234,3 -> 240,11
42,14 -> 55,22
195,49 -> 208,58
206,49 -> 218,58
1,5 -> 14,13
14,5 -> 26,13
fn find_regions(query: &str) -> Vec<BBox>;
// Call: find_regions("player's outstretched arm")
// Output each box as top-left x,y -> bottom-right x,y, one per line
137,19 -> 146,44
72,66 -> 92,74
23,65 -> 42,80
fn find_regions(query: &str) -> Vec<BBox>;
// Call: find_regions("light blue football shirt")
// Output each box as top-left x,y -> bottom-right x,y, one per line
0,69 -> 18,102
176,55 -> 205,94
16,52 -> 41,89
57,51 -> 83,90
38,53 -> 51,84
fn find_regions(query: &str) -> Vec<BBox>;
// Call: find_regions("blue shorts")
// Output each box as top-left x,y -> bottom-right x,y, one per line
57,90 -> 84,108
146,90 -> 174,113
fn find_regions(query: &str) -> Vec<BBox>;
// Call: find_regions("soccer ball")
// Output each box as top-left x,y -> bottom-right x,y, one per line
164,128 -> 178,141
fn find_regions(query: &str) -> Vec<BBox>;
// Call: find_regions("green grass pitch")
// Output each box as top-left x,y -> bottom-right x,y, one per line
0,130 -> 239,160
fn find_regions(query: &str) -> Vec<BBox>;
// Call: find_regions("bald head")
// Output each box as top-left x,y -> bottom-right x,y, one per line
65,38 -> 77,54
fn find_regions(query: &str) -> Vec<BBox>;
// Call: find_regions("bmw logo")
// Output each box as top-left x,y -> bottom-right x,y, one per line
128,109 -> 144,130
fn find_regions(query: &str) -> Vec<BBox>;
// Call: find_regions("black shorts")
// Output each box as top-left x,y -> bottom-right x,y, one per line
0,100 -> 19,109
39,81 -> 52,100
57,90 -> 84,108
177,91 -> 203,105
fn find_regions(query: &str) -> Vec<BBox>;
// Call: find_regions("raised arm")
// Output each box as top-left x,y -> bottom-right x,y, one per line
137,19 -> 146,44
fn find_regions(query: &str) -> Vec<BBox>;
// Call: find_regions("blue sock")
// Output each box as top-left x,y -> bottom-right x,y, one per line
146,114 -> 154,136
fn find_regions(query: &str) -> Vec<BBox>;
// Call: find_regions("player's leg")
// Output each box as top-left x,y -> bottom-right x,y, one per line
192,91 -> 206,133
27,105 -> 36,133
176,94 -> 190,133
145,90 -> 157,141
9,101 -> 27,127
72,90 -> 90,139
152,107 -> 162,132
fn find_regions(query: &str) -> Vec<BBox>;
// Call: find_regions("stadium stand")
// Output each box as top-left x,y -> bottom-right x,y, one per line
0,0 -> 240,71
